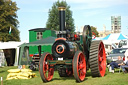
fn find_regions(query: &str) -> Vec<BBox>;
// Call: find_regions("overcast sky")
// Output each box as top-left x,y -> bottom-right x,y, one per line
12,0 -> 128,42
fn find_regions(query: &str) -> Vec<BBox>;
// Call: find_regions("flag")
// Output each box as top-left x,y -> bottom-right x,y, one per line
9,26 -> 11,34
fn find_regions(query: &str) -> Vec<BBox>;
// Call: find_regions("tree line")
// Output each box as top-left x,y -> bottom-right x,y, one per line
0,0 -> 99,42
0,0 -> 20,42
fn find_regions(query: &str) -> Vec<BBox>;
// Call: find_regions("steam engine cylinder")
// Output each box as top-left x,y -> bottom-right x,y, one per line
52,39 -> 79,58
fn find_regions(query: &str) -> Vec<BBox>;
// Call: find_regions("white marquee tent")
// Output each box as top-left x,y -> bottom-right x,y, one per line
102,33 -> 128,44
94,33 -> 128,53
0,41 -> 26,66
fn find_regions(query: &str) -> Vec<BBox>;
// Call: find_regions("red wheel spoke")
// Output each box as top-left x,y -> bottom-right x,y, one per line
73,51 -> 86,82
99,65 -> 103,71
44,71 -> 48,77
48,71 -> 51,77
79,63 -> 84,70
98,42 -> 106,76
39,52 -> 54,82
79,70 -> 82,77
99,47 -> 102,53
43,58 -> 53,81
79,69 -> 83,76
78,54 -> 86,80
99,56 -> 103,62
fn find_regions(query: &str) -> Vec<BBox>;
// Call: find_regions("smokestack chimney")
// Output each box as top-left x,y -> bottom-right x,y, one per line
58,6 -> 66,32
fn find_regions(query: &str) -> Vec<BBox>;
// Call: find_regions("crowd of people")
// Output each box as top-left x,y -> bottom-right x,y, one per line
109,49 -> 128,73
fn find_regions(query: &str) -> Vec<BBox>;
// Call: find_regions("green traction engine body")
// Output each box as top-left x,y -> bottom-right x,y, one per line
39,6 -> 106,83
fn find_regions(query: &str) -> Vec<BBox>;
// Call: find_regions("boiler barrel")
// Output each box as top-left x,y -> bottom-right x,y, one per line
52,39 -> 79,58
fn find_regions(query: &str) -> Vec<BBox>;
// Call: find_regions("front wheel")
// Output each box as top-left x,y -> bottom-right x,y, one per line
73,51 -> 86,82
39,52 -> 54,82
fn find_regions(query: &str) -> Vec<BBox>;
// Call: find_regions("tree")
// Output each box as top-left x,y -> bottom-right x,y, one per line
46,0 -> 75,33
0,0 -> 20,42
91,26 -> 99,37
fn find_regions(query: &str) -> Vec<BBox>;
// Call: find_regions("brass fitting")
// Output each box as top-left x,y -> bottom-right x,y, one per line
58,6 -> 66,11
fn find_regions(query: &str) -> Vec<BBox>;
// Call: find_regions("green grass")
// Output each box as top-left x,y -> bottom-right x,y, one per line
0,66 -> 128,85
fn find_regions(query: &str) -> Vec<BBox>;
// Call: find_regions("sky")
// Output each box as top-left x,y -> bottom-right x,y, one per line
12,0 -> 128,42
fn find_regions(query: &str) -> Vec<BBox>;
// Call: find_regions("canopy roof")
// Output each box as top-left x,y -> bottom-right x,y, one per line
29,28 -> 49,32
0,42 -> 24,49
102,33 -> 128,40
19,36 -> 56,47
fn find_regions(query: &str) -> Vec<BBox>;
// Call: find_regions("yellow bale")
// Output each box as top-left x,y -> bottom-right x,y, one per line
6,76 -> 18,80
27,72 -> 33,76
8,69 -> 21,73
7,73 -> 18,78
6,69 -> 36,80
21,69 -> 32,72
32,73 -> 36,77
18,72 -> 30,78
17,76 -> 30,79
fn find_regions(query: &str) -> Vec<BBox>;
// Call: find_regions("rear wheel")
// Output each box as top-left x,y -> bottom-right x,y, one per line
73,51 -> 86,82
89,40 -> 106,77
39,52 -> 54,82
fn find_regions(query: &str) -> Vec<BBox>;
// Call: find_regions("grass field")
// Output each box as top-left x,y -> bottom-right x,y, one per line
0,66 -> 128,85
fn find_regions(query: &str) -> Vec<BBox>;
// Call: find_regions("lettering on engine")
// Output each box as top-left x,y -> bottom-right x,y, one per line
56,31 -> 66,34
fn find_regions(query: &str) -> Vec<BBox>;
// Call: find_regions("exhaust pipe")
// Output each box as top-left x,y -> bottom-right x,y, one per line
58,6 -> 66,37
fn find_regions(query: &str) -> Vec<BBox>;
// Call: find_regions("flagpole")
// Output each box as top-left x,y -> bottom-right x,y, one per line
9,26 -> 11,34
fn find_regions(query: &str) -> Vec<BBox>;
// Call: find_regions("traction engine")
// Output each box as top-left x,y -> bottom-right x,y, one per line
39,6 -> 106,83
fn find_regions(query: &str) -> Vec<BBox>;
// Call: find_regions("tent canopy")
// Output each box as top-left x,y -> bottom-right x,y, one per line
94,33 -> 128,44
0,42 -> 23,49
19,36 -> 56,47
102,33 -> 128,40
0,42 -> 26,66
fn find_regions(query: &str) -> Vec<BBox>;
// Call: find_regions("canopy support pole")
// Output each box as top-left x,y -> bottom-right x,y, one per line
38,45 -> 41,58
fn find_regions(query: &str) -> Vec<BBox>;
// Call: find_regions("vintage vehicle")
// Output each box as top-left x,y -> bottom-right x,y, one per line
39,6 -> 106,82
